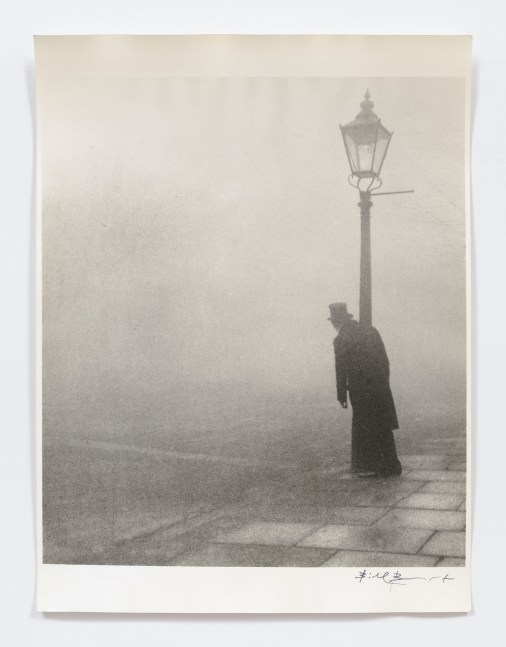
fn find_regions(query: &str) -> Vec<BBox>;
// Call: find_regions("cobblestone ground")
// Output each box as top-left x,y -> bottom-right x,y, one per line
105,435 -> 467,567
43,391 -> 467,567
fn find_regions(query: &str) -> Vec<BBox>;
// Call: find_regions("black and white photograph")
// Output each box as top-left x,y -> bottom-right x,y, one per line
5,0 -> 506,636
35,35 -> 471,612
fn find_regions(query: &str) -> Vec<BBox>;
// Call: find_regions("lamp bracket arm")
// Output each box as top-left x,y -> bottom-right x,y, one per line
370,189 -> 415,197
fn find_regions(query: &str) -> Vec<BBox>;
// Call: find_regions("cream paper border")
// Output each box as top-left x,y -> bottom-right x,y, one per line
35,35 -> 472,613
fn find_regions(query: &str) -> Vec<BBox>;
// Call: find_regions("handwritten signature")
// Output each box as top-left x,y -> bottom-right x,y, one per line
355,570 -> 455,592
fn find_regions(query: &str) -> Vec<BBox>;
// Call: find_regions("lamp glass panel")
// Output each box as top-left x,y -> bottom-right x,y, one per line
372,124 -> 391,175
346,123 -> 379,175
344,131 -> 359,173
357,143 -> 375,173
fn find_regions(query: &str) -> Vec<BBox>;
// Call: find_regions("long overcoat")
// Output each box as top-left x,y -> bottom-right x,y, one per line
333,319 -> 399,431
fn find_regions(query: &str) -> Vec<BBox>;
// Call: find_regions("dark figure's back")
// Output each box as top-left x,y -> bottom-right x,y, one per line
334,320 -> 398,431
333,319 -> 401,475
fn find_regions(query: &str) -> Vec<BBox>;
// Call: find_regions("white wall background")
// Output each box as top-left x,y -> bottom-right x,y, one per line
0,1 -> 503,644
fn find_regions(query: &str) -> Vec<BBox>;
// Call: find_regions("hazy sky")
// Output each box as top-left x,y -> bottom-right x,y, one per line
41,76 -> 466,418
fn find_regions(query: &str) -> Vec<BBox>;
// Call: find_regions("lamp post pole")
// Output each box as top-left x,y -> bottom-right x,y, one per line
359,190 -> 373,327
340,91 -> 392,329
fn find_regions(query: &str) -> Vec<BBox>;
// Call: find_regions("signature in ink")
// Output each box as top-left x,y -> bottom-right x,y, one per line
355,570 -> 455,591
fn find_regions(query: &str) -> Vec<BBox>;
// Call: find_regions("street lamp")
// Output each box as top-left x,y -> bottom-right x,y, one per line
340,90 -> 413,327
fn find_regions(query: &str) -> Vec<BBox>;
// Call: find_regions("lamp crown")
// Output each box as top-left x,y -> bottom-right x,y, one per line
357,89 -> 378,121
340,89 -> 393,182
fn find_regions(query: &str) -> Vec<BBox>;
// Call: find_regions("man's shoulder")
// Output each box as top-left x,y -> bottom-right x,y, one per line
366,325 -> 384,343
344,321 -> 384,347
334,320 -> 358,345
352,322 -> 382,338
342,319 -> 360,336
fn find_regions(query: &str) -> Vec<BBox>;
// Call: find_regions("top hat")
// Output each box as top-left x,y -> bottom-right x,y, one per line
327,302 -> 353,323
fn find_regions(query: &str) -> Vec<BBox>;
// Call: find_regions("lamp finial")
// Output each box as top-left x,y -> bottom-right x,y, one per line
359,90 -> 375,116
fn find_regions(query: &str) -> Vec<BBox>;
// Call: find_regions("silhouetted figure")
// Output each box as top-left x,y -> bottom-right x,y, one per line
329,302 -> 402,477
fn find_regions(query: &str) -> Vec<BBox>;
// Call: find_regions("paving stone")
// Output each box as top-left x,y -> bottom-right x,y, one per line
244,502 -> 389,526
322,550 -> 438,567
396,493 -> 465,510
114,507 -> 213,542
446,462 -> 467,471
271,478 -> 423,508
215,521 -> 320,546
324,506 -> 391,525
419,531 -> 466,558
405,470 -> 466,482
399,454 -> 447,461
287,474 -> 422,495
112,512 -> 248,565
325,481 -> 425,508
399,455 -> 448,470
171,543 -> 334,567
444,454 -> 467,462
335,491 -> 416,508
459,501 -> 466,511
298,525 -> 434,553
418,481 -> 466,494
402,459 -> 467,472
436,557 -> 466,567
375,509 -> 466,531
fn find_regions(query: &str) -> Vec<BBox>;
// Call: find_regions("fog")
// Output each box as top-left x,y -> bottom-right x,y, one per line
41,77 -> 466,442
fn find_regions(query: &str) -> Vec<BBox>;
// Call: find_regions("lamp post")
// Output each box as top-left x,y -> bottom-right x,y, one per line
340,91 -> 413,472
340,90 -> 413,327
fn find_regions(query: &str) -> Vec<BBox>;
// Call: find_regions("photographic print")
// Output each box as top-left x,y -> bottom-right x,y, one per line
36,35 -> 472,612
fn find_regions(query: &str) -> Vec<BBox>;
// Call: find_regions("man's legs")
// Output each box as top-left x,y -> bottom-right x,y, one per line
352,417 -> 381,473
374,426 -> 402,476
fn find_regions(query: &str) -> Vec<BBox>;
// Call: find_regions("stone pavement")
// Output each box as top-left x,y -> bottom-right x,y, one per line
114,434 -> 467,567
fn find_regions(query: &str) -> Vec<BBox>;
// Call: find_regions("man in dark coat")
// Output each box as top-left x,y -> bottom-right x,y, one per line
329,302 -> 402,477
